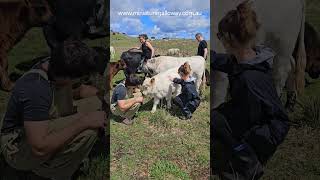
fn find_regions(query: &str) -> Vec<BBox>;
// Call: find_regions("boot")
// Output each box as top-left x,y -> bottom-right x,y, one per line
222,143 -> 264,180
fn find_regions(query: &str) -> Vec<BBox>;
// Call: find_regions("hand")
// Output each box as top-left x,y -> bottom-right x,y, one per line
135,96 -> 144,103
80,111 -> 106,129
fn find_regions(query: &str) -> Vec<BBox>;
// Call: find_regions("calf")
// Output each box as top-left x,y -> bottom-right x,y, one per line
142,68 -> 181,113
106,60 -> 126,90
0,0 -> 52,91
142,56 -> 206,92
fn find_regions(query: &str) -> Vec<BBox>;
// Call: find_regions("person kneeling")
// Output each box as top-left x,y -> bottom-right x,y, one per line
110,75 -> 144,125
170,63 -> 200,120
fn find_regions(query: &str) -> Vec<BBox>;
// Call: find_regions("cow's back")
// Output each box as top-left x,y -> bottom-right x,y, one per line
213,0 -> 304,54
154,56 -> 205,74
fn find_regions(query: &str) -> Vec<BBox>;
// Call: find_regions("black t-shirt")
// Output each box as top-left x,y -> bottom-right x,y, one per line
111,83 -> 127,104
141,42 -> 152,59
1,72 -> 53,132
197,40 -> 208,58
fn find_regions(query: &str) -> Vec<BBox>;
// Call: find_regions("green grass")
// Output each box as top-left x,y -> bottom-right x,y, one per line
110,34 -> 210,179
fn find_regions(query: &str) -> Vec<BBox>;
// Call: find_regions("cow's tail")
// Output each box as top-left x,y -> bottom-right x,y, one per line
295,0 -> 306,95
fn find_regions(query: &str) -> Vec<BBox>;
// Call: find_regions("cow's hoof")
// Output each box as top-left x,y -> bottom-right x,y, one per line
151,109 -> 156,113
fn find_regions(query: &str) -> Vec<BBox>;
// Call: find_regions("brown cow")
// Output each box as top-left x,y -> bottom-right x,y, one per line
302,22 -> 320,79
0,0 -> 52,91
106,60 -> 126,90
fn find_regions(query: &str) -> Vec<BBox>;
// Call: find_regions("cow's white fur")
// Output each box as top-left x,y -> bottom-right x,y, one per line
142,68 -> 182,113
167,48 -> 181,56
212,0 -> 306,109
143,55 -> 206,92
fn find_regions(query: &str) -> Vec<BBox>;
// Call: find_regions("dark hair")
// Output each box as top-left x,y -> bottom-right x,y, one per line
125,74 -> 144,87
50,40 -> 98,79
218,0 -> 260,45
195,33 -> 202,38
138,34 -> 148,40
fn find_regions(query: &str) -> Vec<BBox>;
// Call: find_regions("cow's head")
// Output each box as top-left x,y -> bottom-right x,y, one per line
306,48 -> 320,79
116,59 -> 127,70
141,77 -> 155,96
21,0 -> 52,26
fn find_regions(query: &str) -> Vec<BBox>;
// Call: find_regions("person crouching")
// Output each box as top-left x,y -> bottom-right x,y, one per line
169,62 -> 200,120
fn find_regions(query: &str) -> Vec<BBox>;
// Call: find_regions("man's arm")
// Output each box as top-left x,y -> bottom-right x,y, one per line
203,48 -> 208,60
117,96 -> 143,112
24,111 -> 105,158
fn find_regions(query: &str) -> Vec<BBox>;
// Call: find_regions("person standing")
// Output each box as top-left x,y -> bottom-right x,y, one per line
195,33 -> 210,86
195,33 -> 208,60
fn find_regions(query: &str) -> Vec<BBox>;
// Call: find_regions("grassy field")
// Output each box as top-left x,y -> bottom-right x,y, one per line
110,34 -> 211,179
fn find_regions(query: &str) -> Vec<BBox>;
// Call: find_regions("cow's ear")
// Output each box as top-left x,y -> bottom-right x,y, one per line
151,78 -> 155,84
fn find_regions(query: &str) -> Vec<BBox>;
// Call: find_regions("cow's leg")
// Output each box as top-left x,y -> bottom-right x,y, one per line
285,56 -> 297,112
195,73 -> 202,93
272,54 -> 293,97
151,97 -> 160,113
166,86 -> 173,109
212,71 -> 229,109
0,54 -> 14,91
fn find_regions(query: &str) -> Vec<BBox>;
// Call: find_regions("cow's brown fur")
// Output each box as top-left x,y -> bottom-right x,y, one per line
106,60 -> 126,90
0,0 -> 52,91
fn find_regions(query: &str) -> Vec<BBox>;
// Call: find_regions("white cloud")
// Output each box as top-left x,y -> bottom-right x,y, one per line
111,17 -> 144,35
151,25 -> 161,35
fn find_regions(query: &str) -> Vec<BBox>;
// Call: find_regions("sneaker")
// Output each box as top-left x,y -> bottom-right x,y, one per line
122,118 -> 134,125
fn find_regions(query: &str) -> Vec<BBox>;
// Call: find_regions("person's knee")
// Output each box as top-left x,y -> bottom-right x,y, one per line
211,110 -> 226,128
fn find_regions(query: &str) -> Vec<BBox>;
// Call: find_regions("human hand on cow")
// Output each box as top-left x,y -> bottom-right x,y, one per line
135,96 -> 144,104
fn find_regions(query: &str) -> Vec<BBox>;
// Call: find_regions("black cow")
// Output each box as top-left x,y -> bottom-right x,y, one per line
119,49 -> 151,87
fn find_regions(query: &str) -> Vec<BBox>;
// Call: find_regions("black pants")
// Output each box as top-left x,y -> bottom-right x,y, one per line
173,95 -> 200,116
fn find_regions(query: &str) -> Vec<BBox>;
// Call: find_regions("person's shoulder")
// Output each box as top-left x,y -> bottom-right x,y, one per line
115,83 -> 126,91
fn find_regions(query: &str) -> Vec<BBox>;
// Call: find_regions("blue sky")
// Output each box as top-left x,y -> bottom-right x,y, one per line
110,0 -> 210,40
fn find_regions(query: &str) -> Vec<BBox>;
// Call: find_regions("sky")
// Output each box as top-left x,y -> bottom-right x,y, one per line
110,0 -> 210,40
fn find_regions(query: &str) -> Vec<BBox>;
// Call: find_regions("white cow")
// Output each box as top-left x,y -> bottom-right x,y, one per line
110,46 -> 115,60
212,0 -> 306,109
167,48 -> 181,56
142,68 -> 181,113
142,56 -> 206,92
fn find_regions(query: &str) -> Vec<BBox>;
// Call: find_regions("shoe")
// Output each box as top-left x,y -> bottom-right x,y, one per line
122,118 -> 134,125
178,114 -> 192,120
229,143 -> 264,180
